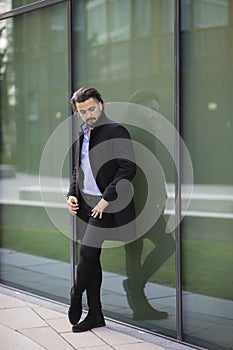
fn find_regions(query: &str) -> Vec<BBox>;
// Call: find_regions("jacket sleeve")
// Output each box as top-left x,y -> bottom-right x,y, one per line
66,165 -> 77,198
66,140 -> 80,198
102,126 -> 136,202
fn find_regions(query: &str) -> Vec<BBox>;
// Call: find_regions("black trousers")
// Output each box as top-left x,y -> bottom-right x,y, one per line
75,244 -> 102,310
74,193 -> 115,311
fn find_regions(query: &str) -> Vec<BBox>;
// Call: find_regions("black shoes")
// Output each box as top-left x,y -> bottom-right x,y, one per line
68,286 -> 82,325
123,279 -> 168,321
72,310 -> 105,333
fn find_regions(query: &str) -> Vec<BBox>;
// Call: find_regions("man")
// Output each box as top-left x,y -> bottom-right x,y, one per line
66,87 -> 136,332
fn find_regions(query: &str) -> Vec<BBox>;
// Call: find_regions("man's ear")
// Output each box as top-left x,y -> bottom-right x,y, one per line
99,102 -> 103,111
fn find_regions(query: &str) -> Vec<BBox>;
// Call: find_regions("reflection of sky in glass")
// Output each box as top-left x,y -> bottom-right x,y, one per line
0,1 -> 11,13
0,0 -> 41,12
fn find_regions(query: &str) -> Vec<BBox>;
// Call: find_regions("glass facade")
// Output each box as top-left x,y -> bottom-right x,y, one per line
0,0 -> 44,12
72,0 -> 176,337
0,1 -> 232,350
181,1 -> 233,349
0,1 -> 70,302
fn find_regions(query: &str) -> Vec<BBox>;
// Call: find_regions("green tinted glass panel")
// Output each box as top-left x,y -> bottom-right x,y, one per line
181,0 -> 233,349
73,0 -> 175,337
0,0 -> 42,12
0,1 -> 70,303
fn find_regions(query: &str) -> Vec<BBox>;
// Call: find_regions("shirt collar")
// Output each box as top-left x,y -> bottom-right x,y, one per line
81,123 -> 88,134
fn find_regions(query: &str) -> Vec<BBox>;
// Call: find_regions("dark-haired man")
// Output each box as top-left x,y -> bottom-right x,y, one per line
66,87 -> 136,332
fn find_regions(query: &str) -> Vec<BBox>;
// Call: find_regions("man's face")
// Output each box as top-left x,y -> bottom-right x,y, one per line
75,97 -> 102,127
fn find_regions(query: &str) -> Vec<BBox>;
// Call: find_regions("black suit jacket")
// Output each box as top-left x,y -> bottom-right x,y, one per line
67,112 -> 136,241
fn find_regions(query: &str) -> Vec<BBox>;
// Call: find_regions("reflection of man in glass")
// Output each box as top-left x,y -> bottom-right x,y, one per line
123,89 -> 175,320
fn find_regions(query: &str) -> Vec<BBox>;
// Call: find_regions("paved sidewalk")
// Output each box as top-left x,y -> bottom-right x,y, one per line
0,286 -> 196,350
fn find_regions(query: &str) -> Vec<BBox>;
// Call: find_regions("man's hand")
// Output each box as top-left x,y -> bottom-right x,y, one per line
91,198 -> 109,219
67,196 -> 79,215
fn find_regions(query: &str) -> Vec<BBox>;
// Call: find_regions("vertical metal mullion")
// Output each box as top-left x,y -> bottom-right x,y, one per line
67,0 -> 76,287
174,0 -> 183,342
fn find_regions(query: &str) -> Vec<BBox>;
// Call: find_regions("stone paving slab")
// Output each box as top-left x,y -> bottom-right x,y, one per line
1,324 -> 46,350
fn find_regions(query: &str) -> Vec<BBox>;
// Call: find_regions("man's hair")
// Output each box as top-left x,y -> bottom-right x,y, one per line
71,87 -> 104,112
